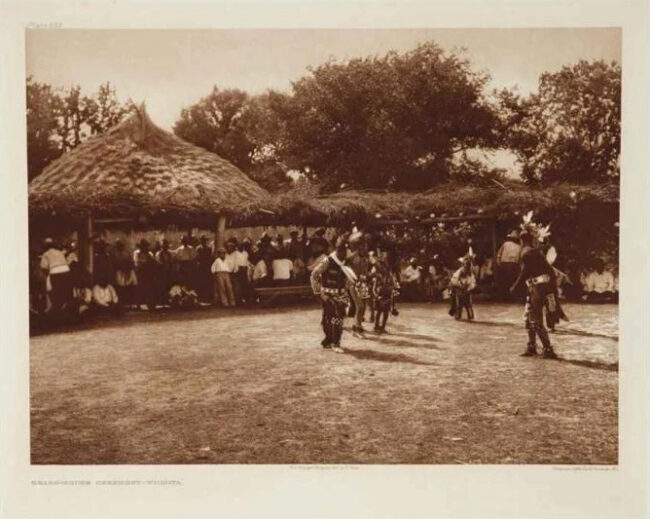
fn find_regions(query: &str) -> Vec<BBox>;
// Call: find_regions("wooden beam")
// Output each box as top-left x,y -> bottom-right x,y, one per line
215,215 -> 227,249
78,216 -> 93,274
491,218 -> 498,285
93,218 -> 133,224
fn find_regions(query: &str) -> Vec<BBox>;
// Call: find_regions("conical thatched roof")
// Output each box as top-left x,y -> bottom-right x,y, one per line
29,105 -> 268,220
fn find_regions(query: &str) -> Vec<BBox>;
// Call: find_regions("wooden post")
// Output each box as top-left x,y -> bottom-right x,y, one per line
215,215 -> 227,249
79,215 -> 93,274
491,217 -> 498,285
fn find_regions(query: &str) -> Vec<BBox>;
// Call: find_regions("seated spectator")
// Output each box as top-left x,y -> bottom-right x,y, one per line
582,259 -> 617,302
73,269 -> 93,315
293,255 -> 308,281
91,277 -> 121,315
252,254 -> 270,284
168,282 -> 198,310
272,249 -> 294,282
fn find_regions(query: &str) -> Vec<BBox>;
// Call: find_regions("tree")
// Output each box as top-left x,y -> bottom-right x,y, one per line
26,76 -> 62,181
500,60 -> 621,184
26,79 -> 128,180
272,42 -> 501,191
84,82 -> 129,136
174,88 -> 293,191
173,87 -> 254,172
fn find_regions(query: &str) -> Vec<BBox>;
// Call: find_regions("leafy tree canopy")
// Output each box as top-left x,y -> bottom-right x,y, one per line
499,60 -> 620,184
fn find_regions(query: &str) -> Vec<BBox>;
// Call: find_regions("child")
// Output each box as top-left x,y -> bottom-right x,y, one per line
449,255 -> 476,321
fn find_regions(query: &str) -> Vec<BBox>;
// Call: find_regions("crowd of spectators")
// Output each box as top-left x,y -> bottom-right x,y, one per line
30,223 -> 619,324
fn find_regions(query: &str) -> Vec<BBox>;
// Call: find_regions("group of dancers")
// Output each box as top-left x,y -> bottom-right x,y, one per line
310,211 -> 566,359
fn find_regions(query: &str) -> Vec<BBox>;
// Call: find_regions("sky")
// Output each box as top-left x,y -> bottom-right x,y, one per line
26,28 -> 621,173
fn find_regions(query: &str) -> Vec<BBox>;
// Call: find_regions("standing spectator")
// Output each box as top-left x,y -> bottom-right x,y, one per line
93,237 -> 115,286
40,237 -> 73,313
113,239 -> 137,307
195,235 -> 214,304
64,240 -> 81,289
234,239 -> 251,304
175,235 -> 197,290
155,239 -> 175,304
496,230 -> 522,299
211,246 -> 236,307
401,257 -> 422,301
224,240 -> 240,304
134,239 -> 157,310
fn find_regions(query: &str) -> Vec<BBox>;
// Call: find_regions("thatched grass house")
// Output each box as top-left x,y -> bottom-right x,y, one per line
29,105 -> 269,269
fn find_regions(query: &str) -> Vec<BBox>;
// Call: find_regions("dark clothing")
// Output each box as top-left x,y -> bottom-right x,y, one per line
525,284 -> 552,351
321,295 -> 348,347
511,246 -> 555,292
195,244 -> 214,302
49,271 -> 73,312
513,246 -> 555,353
449,290 -> 474,320
94,252 -> 115,285
135,251 -> 157,309
372,268 -> 393,332
322,257 -> 348,291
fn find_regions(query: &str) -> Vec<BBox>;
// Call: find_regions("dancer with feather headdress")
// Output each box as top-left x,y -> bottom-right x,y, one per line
448,246 -> 477,321
510,212 -> 559,358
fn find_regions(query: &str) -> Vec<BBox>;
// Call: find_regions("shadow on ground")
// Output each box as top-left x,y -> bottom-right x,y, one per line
344,348 -> 436,366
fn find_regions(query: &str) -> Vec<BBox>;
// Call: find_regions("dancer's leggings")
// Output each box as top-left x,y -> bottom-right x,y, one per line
322,297 -> 348,346
525,284 -> 552,350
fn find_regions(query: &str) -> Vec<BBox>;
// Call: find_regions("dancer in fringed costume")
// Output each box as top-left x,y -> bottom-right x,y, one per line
540,237 -> 570,332
371,257 -> 396,334
449,248 -> 477,321
310,235 -> 357,353
510,212 -> 559,359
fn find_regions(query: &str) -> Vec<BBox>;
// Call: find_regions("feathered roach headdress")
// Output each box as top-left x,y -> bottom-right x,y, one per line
519,211 -> 551,244
458,245 -> 476,265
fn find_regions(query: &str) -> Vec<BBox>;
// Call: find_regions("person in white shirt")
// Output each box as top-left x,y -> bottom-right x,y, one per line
40,237 -> 73,312
211,246 -> 236,307
449,256 -> 477,320
224,240 -> 240,305
403,259 -> 421,283
91,277 -> 120,314
252,256 -> 269,283
496,231 -> 522,299
233,240 -> 251,303
272,249 -> 294,282
583,259 -> 617,302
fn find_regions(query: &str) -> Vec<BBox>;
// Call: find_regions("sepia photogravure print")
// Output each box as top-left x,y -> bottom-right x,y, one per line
25,27 -> 621,466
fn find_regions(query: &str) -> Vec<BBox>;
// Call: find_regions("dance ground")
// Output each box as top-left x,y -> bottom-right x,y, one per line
30,302 -> 618,464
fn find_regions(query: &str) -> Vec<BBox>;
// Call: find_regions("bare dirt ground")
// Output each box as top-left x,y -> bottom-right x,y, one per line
30,302 -> 618,464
